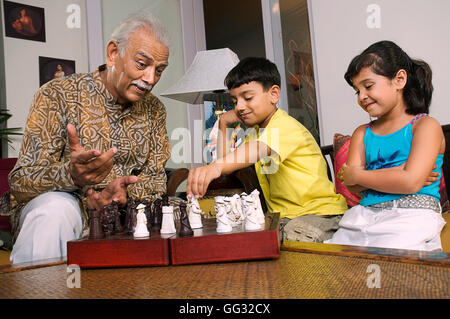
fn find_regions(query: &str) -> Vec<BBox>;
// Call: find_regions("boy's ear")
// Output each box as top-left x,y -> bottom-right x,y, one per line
106,40 -> 120,68
269,85 -> 281,104
393,69 -> 407,90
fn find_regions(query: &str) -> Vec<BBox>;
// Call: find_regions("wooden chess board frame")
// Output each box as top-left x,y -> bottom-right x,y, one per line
67,213 -> 280,268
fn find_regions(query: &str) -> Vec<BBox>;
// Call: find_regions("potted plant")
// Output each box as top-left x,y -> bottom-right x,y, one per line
0,109 -> 22,156
0,109 -> 21,242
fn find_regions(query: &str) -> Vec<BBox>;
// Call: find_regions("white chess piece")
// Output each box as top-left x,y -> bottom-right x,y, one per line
188,197 -> 203,229
160,205 -> 176,234
215,197 -> 232,233
133,203 -> 150,238
250,189 -> 265,224
223,196 -> 236,226
232,194 -> 245,225
240,193 -> 249,218
244,196 -> 264,231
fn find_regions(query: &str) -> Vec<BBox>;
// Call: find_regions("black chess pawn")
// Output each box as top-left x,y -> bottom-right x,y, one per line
178,203 -> 193,237
151,198 -> 162,232
88,209 -> 105,239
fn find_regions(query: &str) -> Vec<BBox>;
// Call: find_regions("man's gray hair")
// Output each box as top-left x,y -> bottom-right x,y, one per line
109,10 -> 170,56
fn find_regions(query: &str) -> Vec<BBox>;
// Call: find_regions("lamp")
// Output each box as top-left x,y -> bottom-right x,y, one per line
161,48 -> 240,104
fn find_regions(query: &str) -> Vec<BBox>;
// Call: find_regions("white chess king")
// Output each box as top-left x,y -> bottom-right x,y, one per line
133,203 -> 150,238
160,205 -> 176,234
188,197 -> 203,229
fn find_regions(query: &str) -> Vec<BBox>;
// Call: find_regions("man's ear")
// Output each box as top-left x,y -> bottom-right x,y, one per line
394,69 -> 407,90
106,40 -> 120,67
269,85 -> 281,104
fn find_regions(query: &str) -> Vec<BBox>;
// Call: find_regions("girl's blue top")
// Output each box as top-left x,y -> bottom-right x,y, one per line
360,115 -> 443,206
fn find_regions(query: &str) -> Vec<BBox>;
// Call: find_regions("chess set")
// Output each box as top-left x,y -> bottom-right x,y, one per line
67,191 -> 280,268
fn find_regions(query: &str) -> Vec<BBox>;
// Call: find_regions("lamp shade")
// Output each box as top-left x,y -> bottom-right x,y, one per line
161,48 -> 239,104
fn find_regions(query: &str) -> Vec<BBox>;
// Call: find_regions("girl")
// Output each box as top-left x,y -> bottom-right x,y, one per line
325,41 -> 446,251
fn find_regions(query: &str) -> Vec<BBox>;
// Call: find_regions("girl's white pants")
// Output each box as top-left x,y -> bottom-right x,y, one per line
325,204 -> 446,251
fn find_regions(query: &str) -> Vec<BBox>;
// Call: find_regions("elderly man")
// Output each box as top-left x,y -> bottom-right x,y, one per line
8,11 -> 173,263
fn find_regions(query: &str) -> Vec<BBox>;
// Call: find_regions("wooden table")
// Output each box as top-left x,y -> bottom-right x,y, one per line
1,244 -> 449,301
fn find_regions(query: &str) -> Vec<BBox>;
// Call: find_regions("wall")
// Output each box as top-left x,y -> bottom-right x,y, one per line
101,0 -> 188,169
308,0 -> 450,145
2,0 -> 89,157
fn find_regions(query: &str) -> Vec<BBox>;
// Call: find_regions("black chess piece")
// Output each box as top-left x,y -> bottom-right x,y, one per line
178,203 -> 193,237
125,199 -> 139,234
142,199 -> 153,232
151,198 -> 162,232
162,193 -> 169,207
101,204 -> 116,236
109,201 -> 125,234
88,209 -> 105,239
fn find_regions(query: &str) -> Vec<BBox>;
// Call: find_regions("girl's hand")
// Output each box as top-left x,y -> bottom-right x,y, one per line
341,163 -> 364,186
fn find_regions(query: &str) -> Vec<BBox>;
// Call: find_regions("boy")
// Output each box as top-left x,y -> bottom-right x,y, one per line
186,57 -> 347,243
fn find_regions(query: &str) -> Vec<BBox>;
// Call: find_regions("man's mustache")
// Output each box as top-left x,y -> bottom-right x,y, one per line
132,80 -> 153,91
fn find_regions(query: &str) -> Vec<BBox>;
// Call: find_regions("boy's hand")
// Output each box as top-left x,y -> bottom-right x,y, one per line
186,162 -> 223,199
219,109 -> 242,128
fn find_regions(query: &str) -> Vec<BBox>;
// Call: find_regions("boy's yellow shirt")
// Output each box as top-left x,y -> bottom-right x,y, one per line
247,109 -> 347,219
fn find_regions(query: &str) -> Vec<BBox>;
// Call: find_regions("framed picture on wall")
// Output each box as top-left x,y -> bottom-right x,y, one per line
39,57 -> 76,87
3,0 -> 46,42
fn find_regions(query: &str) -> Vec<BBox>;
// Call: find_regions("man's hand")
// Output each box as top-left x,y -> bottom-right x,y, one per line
186,162 -> 223,199
67,124 -> 117,187
86,175 -> 138,211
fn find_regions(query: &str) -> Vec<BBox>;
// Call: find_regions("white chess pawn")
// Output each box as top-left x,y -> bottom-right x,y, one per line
215,198 -> 232,233
188,197 -> 203,229
250,189 -> 265,224
244,197 -> 264,231
133,203 -> 150,238
160,205 -> 176,234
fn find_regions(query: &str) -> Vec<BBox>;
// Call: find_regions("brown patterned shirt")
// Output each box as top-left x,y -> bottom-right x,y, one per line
8,65 -> 171,237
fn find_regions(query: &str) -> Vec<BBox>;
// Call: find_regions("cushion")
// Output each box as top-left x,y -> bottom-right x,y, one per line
332,133 -> 449,210
333,134 -> 361,207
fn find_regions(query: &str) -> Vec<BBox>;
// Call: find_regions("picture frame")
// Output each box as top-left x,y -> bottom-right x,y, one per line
3,0 -> 46,43
39,56 -> 76,87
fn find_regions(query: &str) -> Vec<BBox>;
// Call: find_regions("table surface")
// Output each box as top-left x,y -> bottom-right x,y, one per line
1,248 -> 449,299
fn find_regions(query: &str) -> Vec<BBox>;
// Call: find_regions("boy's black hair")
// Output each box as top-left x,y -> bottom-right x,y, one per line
225,57 -> 281,91
344,40 -> 433,115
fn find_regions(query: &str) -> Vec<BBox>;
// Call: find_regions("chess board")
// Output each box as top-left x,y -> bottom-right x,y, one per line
67,213 -> 280,268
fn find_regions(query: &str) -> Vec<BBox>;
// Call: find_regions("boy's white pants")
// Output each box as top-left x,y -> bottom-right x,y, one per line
324,204 -> 446,251
10,191 -> 83,264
